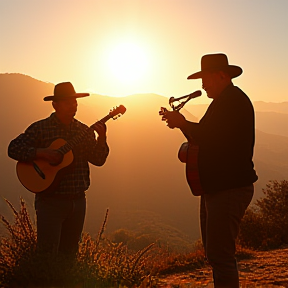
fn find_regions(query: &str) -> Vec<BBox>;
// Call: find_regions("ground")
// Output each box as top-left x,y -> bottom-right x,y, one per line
156,247 -> 288,288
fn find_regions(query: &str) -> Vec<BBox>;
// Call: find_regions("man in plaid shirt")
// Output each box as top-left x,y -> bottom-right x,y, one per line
8,82 -> 109,257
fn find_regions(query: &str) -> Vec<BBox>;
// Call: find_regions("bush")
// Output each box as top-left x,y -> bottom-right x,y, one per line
110,228 -> 157,251
0,198 -> 208,287
239,180 -> 288,250
0,200 -> 155,287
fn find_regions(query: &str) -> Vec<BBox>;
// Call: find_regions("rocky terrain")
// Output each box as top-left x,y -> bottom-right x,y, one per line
157,247 -> 288,287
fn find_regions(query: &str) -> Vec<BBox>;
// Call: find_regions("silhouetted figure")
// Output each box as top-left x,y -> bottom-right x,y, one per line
8,82 -> 109,257
161,53 -> 258,288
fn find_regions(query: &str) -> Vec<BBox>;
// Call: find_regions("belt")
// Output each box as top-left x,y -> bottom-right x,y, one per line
40,191 -> 86,200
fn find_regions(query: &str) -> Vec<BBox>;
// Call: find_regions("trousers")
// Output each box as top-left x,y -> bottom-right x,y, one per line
35,193 -> 86,256
200,185 -> 254,288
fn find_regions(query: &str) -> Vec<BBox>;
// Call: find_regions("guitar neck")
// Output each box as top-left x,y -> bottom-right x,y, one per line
57,112 -> 111,155
56,104 -> 126,155
97,114 -> 112,124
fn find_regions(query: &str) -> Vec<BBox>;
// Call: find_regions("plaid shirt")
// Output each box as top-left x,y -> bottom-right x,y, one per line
8,113 -> 109,194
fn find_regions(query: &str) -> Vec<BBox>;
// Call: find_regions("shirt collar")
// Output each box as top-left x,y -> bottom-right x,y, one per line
213,83 -> 234,103
49,112 -> 76,129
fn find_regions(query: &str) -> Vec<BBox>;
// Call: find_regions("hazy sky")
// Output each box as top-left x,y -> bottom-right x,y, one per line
1,0 -> 288,103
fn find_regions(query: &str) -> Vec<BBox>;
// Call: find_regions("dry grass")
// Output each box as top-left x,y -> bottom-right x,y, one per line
0,198 -> 208,288
2,197 -> 267,288
0,197 -> 37,286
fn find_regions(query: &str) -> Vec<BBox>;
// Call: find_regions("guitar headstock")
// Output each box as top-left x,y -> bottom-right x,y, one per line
109,105 -> 127,120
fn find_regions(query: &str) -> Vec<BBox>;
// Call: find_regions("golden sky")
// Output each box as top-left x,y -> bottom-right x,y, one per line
1,0 -> 288,103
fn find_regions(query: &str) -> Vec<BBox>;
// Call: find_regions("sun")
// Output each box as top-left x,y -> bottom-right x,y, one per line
106,42 -> 149,85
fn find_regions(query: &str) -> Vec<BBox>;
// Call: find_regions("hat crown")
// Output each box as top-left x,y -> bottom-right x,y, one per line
201,53 -> 229,71
187,53 -> 242,79
43,82 -> 89,101
54,82 -> 76,97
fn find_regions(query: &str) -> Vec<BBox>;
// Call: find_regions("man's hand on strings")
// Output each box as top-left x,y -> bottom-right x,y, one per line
159,108 -> 186,129
92,121 -> 107,138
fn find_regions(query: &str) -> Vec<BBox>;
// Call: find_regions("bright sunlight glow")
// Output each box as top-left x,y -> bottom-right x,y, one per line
107,42 -> 149,85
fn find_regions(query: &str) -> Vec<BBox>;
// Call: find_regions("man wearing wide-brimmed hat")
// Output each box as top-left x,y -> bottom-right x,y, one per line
161,53 -> 258,288
8,82 -> 109,257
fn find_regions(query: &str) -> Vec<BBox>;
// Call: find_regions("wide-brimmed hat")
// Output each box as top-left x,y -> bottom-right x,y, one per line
187,53 -> 242,79
44,82 -> 90,101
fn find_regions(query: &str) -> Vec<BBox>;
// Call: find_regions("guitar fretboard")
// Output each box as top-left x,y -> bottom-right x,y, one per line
57,128 -> 90,155
56,115 -> 112,155
54,105 -> 126,155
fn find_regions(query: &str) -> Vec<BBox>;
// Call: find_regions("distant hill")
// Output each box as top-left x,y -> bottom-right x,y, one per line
253,101 -> 288,114
0,73 -> 54,144
253,130 -> 288,198
0,73 -> 200,244
1,73 -> 287,246
255,111 -> 288,137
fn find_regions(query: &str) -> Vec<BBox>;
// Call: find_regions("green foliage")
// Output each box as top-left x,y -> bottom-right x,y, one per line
239,180 -> 288,250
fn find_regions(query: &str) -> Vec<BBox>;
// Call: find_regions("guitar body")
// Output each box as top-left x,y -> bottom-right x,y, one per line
16,139 -> 74,193
16,105 -> 126,193
160,103 -> 203,195
178,142 -> 204,196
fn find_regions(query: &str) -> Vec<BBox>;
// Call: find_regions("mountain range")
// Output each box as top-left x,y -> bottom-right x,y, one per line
0,73 -> 287,247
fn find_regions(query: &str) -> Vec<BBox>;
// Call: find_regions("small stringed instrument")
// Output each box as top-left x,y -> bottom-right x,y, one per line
16,105 -> 126,193
159,90 -> 204,196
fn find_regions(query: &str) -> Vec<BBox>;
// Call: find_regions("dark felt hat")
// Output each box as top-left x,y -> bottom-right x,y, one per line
187,53 -> 242,79
44,82 -> 90,101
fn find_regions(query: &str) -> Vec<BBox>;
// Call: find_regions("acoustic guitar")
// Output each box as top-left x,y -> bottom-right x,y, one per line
159,106 -> 204,196
16,105 -> 126,193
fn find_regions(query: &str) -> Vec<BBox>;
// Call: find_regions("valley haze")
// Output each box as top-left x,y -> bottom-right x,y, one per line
0,73 -> 287,250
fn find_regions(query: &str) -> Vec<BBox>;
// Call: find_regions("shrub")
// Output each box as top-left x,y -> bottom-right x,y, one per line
0,198 -> 37,286
239,180 -> 288,250
110,228 -> 157,251
0,200 -> 155,287
0,198 -> 208,287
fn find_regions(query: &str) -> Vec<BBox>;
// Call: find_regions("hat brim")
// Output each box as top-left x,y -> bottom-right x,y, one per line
43,93 -> 90,101
188,65 -> 242,80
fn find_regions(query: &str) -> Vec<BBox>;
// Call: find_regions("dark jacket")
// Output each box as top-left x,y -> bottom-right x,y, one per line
187,84 -> 258,193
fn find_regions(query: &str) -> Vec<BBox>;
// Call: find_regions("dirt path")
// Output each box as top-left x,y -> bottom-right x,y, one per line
156,248 -> 288,288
